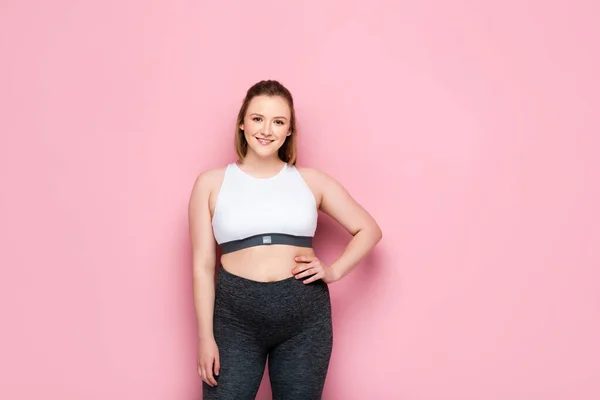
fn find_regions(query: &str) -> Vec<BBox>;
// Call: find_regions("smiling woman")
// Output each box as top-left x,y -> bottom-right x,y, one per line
188,80 -> 382,399
234,83 -> 298,166
242,96 -> 290,151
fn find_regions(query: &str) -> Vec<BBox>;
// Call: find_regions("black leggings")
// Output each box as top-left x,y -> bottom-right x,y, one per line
202,266 -> 333,400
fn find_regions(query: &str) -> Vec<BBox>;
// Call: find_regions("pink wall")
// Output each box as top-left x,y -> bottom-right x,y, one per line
1,1 -> 599,399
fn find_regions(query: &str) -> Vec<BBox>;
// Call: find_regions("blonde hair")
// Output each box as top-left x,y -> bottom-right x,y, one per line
234,80 -> 298,165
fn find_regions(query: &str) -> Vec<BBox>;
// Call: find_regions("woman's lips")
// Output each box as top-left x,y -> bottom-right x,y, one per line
256,137 -> 274,146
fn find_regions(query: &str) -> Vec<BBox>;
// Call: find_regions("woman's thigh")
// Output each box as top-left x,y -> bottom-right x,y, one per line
267,318 -> 333,400
202,316 -> 267,400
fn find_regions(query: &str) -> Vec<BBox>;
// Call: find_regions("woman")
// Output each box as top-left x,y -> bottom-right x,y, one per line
188,80 -> 382,399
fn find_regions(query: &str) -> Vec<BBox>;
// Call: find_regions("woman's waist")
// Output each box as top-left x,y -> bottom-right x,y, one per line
220,245 -> 315,282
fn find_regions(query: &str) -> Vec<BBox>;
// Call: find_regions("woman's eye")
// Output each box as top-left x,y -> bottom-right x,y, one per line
275,120 -> 284,125
253,117 -> 262,122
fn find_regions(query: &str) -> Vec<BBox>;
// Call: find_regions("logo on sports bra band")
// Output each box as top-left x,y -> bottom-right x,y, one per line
262,236 -> 272,244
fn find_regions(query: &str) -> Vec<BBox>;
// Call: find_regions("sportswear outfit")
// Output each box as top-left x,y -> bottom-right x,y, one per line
203,162 -> 333,400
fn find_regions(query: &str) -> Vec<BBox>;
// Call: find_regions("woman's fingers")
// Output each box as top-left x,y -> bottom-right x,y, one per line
294,255 -> 315,263
292,260 -> 317,276
292,256 -> 319,270
200,365 -> 207,384
205,360 -> 218,386
214,353 -> 220,377
294,262 -> 320,279
293,267 -> 313,279
302,269 -> 324,284
200,359 -> 218,387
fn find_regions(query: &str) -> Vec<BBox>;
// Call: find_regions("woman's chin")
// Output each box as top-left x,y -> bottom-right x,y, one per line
249,146 -> 280,158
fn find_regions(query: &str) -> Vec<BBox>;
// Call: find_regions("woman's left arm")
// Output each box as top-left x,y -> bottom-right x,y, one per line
294,168 -> 383,283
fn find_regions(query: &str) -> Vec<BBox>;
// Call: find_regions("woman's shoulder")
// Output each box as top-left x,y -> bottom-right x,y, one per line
295,164 -> 322,176
294,164 -> 340,187
192,164 -> 230,192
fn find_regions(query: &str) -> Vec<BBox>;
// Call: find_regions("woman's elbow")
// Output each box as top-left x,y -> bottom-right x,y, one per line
373,224 -> 383,243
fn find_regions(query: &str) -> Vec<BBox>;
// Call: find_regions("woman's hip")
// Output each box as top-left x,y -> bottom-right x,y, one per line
214,265 -> 331,332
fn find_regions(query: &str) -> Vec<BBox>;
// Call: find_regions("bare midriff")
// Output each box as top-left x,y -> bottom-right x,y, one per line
220,244 -> 316,282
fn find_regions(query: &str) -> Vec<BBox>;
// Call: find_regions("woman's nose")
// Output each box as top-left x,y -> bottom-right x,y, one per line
261,122 -> 273,135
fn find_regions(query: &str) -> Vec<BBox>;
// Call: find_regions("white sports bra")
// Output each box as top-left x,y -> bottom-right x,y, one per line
211,162 -> 318,254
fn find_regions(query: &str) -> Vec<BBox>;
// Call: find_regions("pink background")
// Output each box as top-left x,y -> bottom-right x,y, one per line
1,1 -> 599,399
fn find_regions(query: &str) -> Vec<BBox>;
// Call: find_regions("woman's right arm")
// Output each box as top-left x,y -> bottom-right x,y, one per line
188,170 -> 220,386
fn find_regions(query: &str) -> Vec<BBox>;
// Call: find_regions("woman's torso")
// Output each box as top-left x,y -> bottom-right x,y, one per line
209,162 -> 322,282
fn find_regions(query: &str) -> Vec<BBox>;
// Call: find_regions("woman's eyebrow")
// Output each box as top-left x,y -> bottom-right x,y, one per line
250,113 -> 288,120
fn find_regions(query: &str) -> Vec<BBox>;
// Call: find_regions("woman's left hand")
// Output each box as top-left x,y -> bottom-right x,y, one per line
292,255 -> 341,284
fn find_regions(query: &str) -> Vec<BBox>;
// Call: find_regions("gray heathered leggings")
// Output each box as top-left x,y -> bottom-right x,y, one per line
202,266 -> 333,400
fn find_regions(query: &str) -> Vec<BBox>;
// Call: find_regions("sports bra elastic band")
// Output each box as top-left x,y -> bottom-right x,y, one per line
219,233 -> 313,255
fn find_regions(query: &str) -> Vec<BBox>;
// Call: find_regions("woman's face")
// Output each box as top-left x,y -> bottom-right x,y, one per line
240,95 -> 291,159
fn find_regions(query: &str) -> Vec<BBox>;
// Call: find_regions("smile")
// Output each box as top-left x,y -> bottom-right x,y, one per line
256,137 -> 274,146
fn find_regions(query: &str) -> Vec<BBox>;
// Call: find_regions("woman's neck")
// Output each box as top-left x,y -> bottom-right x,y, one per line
238,153 -> 285,175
